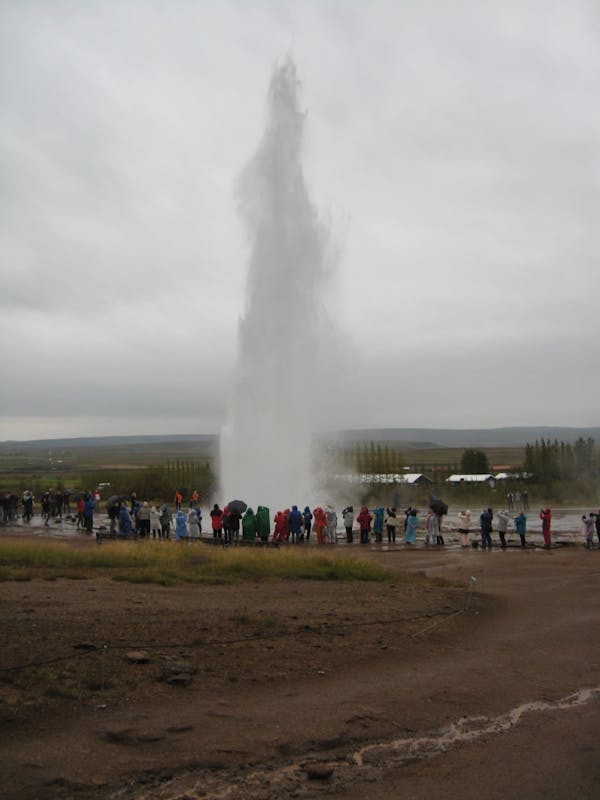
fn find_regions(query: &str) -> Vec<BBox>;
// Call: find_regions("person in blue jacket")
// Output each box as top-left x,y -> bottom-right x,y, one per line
288,505 -> 303,543
83,493 -> 95,534
404,508 -> 419,544
118,504 -> 132,537
302,506 -> 313,542
514,511 -> 527,548
480,508 -> 493,550
175,509 -> 188,540
373,506 -> 385,543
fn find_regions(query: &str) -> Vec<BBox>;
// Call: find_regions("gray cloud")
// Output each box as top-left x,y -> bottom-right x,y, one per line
1,0 -> 598,440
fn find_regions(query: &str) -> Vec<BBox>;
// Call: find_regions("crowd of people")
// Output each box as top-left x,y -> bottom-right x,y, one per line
3,487 -> 600,550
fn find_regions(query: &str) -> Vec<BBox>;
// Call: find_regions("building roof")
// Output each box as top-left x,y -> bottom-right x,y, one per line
446,474 -> 495,483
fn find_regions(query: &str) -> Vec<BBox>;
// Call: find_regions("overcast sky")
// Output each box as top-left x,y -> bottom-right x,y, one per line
1,0 -> 598,442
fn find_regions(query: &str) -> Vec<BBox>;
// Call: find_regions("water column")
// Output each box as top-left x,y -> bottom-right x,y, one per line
220,57 -> 330,512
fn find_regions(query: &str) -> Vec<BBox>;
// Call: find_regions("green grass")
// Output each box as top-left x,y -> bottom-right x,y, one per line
0,540 -> 392,585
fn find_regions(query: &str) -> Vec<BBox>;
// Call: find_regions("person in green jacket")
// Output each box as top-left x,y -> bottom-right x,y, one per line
256,506 -> 270,543
242,507 -> 258,542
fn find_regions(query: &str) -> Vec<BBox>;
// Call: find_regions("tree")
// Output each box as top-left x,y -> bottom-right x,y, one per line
460,449 -> 490,473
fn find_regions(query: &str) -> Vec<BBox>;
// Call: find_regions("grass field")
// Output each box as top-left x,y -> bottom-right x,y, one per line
0,538 -> 395,585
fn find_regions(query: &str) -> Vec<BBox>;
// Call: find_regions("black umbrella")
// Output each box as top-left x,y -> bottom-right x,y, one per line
228,499 -> 248,514
72,491 -> 88,501
429,496 -> 448,516
106,495 -> 127,509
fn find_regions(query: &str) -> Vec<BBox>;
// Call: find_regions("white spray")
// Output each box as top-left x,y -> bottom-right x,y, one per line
220,57 -> 334,513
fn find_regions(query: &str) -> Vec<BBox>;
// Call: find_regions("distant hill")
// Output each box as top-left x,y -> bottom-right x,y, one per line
0,434 -> 217,451
331,427 -> 600,448
1,427 -> 598,450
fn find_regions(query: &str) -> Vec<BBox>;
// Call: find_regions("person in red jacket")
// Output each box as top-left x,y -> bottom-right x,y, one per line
539,507 -> 552,548
313,506 -> 328,544
210,504 -> 224,540
273,510 -> 287,543
357,505 -> 373,544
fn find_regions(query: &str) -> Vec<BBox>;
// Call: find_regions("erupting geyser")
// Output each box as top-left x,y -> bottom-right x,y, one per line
220,57 -> 333,512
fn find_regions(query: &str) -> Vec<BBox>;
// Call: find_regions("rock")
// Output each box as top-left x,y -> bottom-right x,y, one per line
125,650 -> 150,663
304,765 -> 334,781
166,673 -> 193,687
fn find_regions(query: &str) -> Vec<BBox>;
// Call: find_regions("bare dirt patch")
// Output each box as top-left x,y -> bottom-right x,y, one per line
1,541 -> 599,800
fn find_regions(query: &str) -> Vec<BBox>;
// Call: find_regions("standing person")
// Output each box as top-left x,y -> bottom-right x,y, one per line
84,493 -> 95,534
222,505 -> 231,544
496,510 -> 510,549
288,505 -> 303,543
514,511 -> 527,548
150,506 -> 162,540
210,504 -> 224,540
480,508 -> 493,550
522,490 -> 529,511
256,505 -> 270,544
273,510 -> 286,543
174,509 -> 188,540
357,505 -> 372,544
22,490 -> 34,523
425,510 -> 439,546
373,506 -> 385,543
108,501 -> 120,534
540,507 -> 552,548
187,507 -> 200,538
582,515 -> 595,549
228,508 -> 241,542
404,508 -> 419,545
593,510 -> 600,548
342,506 -> 354,543
75,495 -> 85,529
385,507 -> 397,543
118,504 -> 133,537
242,507 -> 257,542
138,502 -> 151,539
302,506 -> 313,542
312,506 -> 327,544
94,488 -> 101,512
457,510 -> 471,548
325,505 -> 338,544
190,489 -> 199,508
174,490 -> 182,511
159,504 -> 172,539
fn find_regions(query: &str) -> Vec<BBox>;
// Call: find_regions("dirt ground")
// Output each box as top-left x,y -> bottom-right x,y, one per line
1,537 -> 600,800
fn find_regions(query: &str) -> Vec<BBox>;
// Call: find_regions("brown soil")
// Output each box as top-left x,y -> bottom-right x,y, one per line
1,541 -> 599,800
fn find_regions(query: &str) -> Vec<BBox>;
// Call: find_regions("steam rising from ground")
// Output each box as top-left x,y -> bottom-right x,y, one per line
220,57 -> 338,512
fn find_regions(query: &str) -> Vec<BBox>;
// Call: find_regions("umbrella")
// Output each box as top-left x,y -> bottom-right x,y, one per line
72,491 -> 88,501
106,495 -> 127,509
228,499 -> 247,514
429,496 -> 448,516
